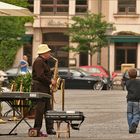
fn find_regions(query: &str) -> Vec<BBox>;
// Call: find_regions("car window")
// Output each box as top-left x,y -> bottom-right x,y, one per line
70,70 -> 81,76
81,68 -> 88,71
88,68 -> 100,73
58,71 -> 68,76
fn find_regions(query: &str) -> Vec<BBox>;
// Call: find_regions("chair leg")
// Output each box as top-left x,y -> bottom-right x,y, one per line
56,121 -> 61,138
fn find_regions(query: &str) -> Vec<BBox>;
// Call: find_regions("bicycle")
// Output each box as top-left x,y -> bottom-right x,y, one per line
93,77 -> 123,90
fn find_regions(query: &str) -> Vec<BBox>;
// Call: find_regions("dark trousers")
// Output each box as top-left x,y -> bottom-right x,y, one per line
34,99 -> 53,132
31,81 -> 53,132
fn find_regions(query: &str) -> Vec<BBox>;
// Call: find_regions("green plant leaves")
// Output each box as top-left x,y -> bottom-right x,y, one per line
10,73 -> 32,92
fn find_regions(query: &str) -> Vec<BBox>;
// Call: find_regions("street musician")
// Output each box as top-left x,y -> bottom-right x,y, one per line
31,44 -> 56,137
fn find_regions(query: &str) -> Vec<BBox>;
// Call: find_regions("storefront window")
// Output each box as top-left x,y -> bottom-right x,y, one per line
115,42 -> 137,70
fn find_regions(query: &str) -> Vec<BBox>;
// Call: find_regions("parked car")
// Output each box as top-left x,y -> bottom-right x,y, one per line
79,65 -> 110,89
80,65 -> 110,78
58,67 -> 100,89
6,67 -> 100,90
5,67 -> 32,81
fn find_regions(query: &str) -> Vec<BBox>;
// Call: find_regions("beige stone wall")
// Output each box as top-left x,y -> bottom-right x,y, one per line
15,0 -> 111,68
89,0 -> 98,13
101,47 -> 108,70
13,47 -> 23,67
109,0 -> 140,34
15,0 -> 140,72
32,28 -> 42,62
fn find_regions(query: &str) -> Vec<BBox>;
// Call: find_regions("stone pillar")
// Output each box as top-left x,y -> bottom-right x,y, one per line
69,0 -> 75,16
32,29 -> 42,63
137,43 -> 140,68
110,43 -> 115,73
32,0 -> 41,63
34,0 -> 40,15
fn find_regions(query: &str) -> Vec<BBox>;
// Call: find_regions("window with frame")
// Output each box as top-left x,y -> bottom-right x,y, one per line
76,0 -> 88,14
118,0 -> 136,14
41,0 -> 69,15
115,42 -> 137,70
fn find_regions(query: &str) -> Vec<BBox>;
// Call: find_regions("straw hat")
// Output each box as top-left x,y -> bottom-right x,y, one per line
37,44 -> 51,54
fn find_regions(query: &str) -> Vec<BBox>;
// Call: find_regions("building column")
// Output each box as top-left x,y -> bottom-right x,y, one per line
69,0 -> 75,16
109,43 -> 115,74
34,0 -> 40,15
137,43 -> 140,68
32,0 -> 41,63
88,0 -> 92,11
32,29 -> 42,62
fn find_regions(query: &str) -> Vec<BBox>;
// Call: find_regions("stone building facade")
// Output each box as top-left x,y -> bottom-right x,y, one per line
14,0 -> 140,74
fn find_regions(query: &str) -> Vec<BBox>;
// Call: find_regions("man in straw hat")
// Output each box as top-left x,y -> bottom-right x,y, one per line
31,44 -> 56,136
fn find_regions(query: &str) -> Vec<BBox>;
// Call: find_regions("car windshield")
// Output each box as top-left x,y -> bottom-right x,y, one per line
71,68 -> 90,76
87,67 -> 100,73
6,68 -> 19,74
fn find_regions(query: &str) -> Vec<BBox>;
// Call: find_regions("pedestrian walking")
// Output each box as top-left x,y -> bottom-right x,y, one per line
19,55 -> 29,74
126,68 -> 140,134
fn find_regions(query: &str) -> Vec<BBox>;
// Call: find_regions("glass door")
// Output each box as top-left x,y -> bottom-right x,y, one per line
115,42 -> 137,71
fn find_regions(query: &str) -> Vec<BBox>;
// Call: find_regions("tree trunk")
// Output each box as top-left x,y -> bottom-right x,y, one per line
97,48 -> 101,65
90,53 -> 92,65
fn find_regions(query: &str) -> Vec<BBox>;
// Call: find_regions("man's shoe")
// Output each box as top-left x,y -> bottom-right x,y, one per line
129,130 -> 133,134
130,123 -> 137,133
47,129 -> 56,135
39,131 -> 48,137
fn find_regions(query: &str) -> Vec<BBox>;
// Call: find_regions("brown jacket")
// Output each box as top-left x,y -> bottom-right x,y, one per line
31,56 -> 52,94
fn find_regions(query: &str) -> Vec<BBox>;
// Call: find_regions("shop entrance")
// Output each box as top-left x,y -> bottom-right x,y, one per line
115,42 -> 137,70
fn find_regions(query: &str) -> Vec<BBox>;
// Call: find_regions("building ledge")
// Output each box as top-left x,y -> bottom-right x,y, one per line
113,13 -> 140,18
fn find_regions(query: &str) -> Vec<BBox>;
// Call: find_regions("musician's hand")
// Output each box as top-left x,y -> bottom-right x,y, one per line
51,79 -> 56,86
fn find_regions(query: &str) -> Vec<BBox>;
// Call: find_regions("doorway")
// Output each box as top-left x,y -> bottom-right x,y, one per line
115,42 -> 137,70
79,52 -> 88,66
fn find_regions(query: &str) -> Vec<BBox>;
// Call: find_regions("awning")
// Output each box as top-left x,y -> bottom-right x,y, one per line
0,2 -> 33,17
22,35 -> 33,43
108,36 -> 140,43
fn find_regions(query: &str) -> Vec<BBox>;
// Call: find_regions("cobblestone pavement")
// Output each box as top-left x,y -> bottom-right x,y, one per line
0,89 -> 140,140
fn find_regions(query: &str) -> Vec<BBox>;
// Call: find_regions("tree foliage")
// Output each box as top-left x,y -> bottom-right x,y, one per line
0,39 -> 21,70
0,0 -> 31,70
68,12 -> 114,65
0,0 -> 28,7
